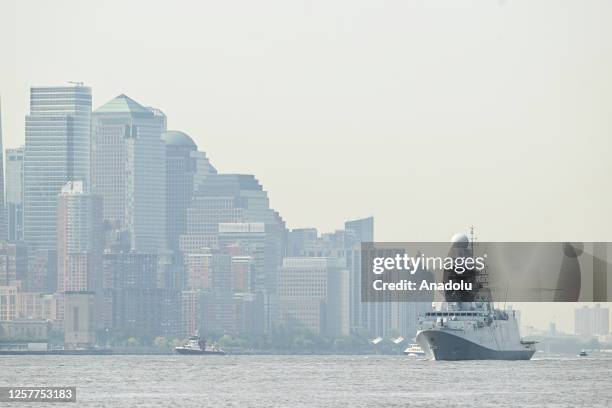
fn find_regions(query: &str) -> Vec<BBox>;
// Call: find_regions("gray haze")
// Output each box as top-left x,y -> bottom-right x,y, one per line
1,0 -> 611,332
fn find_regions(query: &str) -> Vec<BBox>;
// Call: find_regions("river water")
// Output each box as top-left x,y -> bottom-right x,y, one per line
1,355 -> 610,407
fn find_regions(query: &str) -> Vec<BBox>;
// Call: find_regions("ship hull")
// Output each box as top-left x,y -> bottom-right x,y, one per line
416,330 -> 535,361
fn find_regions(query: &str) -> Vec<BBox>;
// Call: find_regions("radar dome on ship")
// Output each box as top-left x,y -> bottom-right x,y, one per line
450,232 -> 470,248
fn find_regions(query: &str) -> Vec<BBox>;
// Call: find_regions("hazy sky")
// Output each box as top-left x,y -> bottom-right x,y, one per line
1,0 -> 611,332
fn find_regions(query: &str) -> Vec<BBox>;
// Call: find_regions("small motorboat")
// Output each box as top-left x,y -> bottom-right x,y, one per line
578,350 -> 588,357
403,343 -> 425,357
174,336 -> 226,355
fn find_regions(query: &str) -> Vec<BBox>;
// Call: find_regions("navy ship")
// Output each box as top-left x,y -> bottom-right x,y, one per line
415,232 -> 536,361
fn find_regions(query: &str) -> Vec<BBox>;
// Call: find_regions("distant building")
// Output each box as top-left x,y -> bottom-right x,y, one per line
286,217 -> 378,335
5,147 -> 24,241
15,291 -> 44,320
64,291 -> 96,348
0,285 -> 17,321
180,290 -> 203,337
57,181 -> 103,293
162,130 -> 216,251
278,257 -> 349,337
0,320 -> 47,341
24,85 -> 92,251
344,216 -> 374,334
103,251 -> 179,337
286,228 -> 318,256
41,293 -> 63,330
181,175 -> 286,333
575,304 -> 610,337
91,94 -> 166,253
185,251 -> 211,290
0,241 -> 27,286
27,249 -> 57,293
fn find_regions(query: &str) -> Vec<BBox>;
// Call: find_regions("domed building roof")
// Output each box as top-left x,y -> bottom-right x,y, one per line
162,130 -> 197,149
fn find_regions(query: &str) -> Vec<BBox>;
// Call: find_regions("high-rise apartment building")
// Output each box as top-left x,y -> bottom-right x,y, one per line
92,94 -> 166,252
24,85 -> 92,251
6,147 -> 24,241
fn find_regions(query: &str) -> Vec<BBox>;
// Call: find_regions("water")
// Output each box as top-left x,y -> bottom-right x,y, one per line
1,355 -> 611,407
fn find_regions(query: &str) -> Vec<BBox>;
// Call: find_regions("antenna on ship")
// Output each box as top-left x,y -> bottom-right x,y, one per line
468,225 -> 477,255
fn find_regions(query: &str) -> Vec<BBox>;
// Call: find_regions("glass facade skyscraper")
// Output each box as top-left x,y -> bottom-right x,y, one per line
24,85 -> 92,250
162,130 -> 216,251
92,94 -> 166,252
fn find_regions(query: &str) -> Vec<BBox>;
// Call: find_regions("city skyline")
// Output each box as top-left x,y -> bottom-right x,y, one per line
2,0 -> 612,336
0,83 -> 609,334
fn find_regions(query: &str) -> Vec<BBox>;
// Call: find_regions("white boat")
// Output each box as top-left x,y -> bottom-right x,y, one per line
403,343 -> 425,356
174,336 -> 226,355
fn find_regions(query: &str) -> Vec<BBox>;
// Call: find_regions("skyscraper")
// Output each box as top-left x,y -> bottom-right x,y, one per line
24,85 -> 92,251
56,181 -> 103,293
162,130 -> 216,251
5,147 -> 24,241
181,174 -> 287,332
344,216 -> 377,335
91,94 -> 166,252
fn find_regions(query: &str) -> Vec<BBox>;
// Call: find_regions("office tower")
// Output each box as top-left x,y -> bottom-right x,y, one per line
344,217 -> 376,334
182,175 -> 286,333
182,175 -> 285,285
0,98 -> 6,240
6,147 -> 24,241
162,130 -> 216,251
278,257 -> 349,336
91,94 -> 166,252
24,85 -> 92,251
103,251 -> 179,337
56,181 -> 103,293
64,291 -> 96,348
345,216 -> 374,243
0,241 -> 27,286
575,304 -> 610,337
